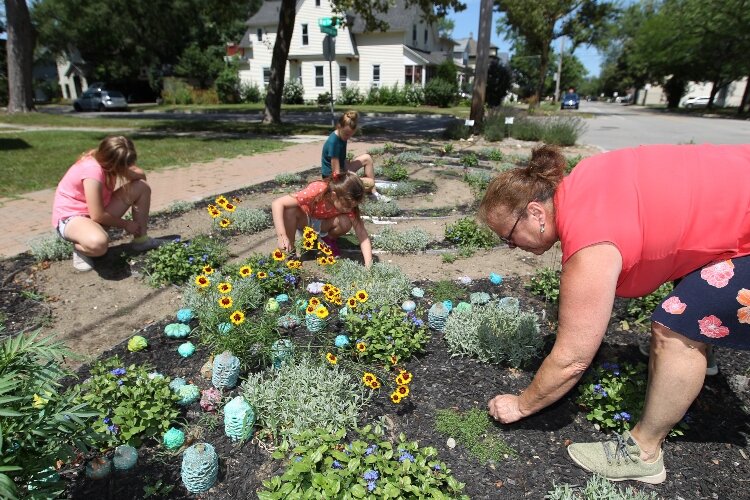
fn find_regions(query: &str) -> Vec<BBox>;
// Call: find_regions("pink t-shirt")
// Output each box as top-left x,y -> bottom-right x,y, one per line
293,180 -> 355,220
51,155 -> 113,227
554,144 -> 750,298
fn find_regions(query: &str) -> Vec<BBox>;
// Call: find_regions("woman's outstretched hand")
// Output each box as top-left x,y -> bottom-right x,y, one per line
488,394 -> 525,424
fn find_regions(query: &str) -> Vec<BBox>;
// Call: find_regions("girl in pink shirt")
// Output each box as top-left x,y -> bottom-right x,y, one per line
52,136 -> 163,271
271,172 -> 373,267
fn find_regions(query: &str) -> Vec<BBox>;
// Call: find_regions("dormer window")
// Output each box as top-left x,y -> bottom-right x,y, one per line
257,29 -> 263,41
412,25 -> 416,42
424,29 -> 428,44
302,24 -> 309,45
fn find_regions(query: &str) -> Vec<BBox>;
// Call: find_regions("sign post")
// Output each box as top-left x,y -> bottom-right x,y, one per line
319,18 -> 339,127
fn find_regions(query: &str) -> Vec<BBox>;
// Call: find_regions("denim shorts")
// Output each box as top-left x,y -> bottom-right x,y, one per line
651,254 -> 750,350
56,215 -> 88,241
307,217 -> 328,238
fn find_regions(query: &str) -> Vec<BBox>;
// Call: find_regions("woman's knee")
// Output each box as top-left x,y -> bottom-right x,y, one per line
651,321 -> 707,353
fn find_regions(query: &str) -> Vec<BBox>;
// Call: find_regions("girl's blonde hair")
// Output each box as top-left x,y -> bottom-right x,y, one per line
337,110 -> 359,131
84,136 -> 137,190
312,171 -> 365,219
478,144 -> 566,223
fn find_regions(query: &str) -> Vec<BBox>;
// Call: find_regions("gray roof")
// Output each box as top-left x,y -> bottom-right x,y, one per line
453,37 -> 477,57
246,1 -> 282,26
344,3 -> 427,34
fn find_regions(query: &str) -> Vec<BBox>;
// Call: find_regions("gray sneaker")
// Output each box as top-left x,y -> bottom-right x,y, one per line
638,336 -> 718,376
131,237 -> 169,252
567,430 -> 666,484
72,250 -> 94,272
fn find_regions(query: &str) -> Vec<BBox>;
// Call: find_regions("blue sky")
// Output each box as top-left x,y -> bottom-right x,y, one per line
448,0 -> 604,78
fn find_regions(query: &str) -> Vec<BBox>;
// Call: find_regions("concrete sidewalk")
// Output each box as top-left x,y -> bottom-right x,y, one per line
0,137 -> 381,258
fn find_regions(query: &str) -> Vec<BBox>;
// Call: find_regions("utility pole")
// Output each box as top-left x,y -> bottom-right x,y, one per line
554,37 -> 564,102
469,0 -> 493,132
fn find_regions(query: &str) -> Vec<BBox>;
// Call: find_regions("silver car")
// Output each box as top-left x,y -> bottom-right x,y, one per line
73,89 -> 129,112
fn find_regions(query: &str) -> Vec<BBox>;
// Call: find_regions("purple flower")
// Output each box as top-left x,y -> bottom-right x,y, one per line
365,444 -> 377,456
202,254 -> 208,261
398,452 -> 415,462
117,380 -> 124,386
363,469 -> 379,481
110,368 -> 126,376
108,424 -> 119,434
294,456 -> 303,462
433,464 -> 442,471
103,417 -> 111,424
188,257 -> 194,263
173,237 -> 181,243
332,460 -> 343,469
620,411 -> 631,421
367,480 -> 377,492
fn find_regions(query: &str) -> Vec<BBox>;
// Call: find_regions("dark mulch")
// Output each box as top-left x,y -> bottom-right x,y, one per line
0,255 -> 54,340
60,277 -> 750,499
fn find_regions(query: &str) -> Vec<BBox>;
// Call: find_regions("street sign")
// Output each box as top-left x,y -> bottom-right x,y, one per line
323,35 -> 336,62
320,25 -> 337,37
318,17 -> 334,27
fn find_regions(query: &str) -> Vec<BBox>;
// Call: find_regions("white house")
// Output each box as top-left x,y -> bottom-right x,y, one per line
635,77 -> 748,108
236,0 -> 455,102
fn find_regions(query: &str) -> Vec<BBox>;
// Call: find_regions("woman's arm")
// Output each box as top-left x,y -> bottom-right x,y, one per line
489,243 -> 622,422
271,194 -> 301,252
83,178 -> 138,232
351,217 -> 373,268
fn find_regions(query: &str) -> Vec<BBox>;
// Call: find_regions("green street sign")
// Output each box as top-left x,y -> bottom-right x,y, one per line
318,17 -> 334,27
320,25 -> 337,37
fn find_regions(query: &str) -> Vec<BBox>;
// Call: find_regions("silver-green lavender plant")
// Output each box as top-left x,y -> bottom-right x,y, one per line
212,207 -> 271,234
372,227 -> 431,254
545,474 -> 661,500
28,233 -> 73,262
327,260 -> 411,309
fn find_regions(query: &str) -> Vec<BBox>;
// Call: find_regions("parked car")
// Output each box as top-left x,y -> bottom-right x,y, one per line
73,89 -> 129,112
682,96 -> 710,109
560,92 -> 580,110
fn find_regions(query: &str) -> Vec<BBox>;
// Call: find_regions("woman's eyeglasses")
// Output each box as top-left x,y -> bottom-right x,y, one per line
500,212 -> 523,245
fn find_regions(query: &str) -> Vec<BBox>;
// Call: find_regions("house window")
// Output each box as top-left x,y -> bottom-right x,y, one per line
263,67 -> 271,87
339,65 -> 348,88
315,66 -> 324,87
412,25 -> 417,42
424,29 -> 428,44
372,65 -> 380,87
405,65 -> 423,85
302,24 -> 309,45
315,0 -> 320,5
257,29 -> 263,41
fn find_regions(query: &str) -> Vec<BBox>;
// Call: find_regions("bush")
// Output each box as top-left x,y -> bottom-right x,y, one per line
274,172 -> 304,185
260,424 -> 468,499
344,304 -> 429,364
73,356 -> 180,448
28,233 -> 73,262
242,355 -> 369,443
231,252 -> 302,297
317,92 -> 332,106
541,116 -> 586,146
360,199 -> 402,217
328,260 -> 411,310
464,170 -> 492,196
428,279 -> 467,303
282,79 -> 304,104
143,235 -> 229,287
382,163 -> 408,181
212,207 -> 271,235
424,78 -> 456,107
443,299 -> 543,367
443,119 -> 472,140
378,180 -> 419,197
0,332 -> 98,500
402,84 -> 425,106
240,82 -> 263,103
337,86 -> 365,105
372,227 -> 431,254
445,217 -> 498,249
510,116 -> 545,141
526,267 -> 561,304
215,64 -> 241,104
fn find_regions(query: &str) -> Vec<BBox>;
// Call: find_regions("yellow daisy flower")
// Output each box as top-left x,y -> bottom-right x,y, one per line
309,297 -> 321,307
347,297 -> 358,308
209,209 -> 222,218
317,256 -> 327,265
219,218 -> 231,228
303,240 -> 315,250
390,355 -> 398,365
356,342 -> 366,352
215,196 -> 228,206
232,196 -> 241,203
325,255 -> 336,265
323,284 -> 332,293
390,392 -> 403,404
230,310 -> 245,325
396,385 -> 410,397
203,265 -> 214,275
369,380 -> 381,390
239,266 -> 252,277
326,352 -> 337,365
306,305 -> 316,314
257,271 -> 268,279
217,282 -> 232,294
195,275 -> 210,288
399,371 -> 413,385
272,248 -> 285,261
219,296 -> 233,309
362,372 -> 376,385
356,290 -> 369,302
333,296 -> 343,306
315,306 -> 329,319
224,203 -> 236,212
207,204 -> 216,210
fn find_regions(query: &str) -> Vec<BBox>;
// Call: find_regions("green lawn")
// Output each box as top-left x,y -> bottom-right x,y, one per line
0,131 -> 287,198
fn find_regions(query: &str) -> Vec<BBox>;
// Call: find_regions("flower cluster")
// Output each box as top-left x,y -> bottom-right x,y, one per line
390,369 -> 413,404
207,195 -> 241,229
193,266 -> 247,325
305,297 -> 330,318
302,226 -> 337,266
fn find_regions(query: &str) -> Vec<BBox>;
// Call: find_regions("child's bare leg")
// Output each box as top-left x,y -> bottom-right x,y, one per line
347,154 -> 375,193
63,217 -> 110,257
283,206 -> 307,250
322,215 -> 353,239
107,180 -> 152,237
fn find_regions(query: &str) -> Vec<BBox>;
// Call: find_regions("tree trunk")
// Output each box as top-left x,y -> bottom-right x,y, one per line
738,75 -> 750,115
5,0 -> 37,113
534,51 -> 549,109
470,0 -> 493,131
262,0 -> 297,124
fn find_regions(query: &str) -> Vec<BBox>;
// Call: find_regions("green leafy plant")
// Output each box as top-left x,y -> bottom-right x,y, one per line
428,279 -> 467,303
28,233 -> 73,262
395,151 -> 421,163
242,355 -> 369,443
443,300 -> 543,368
0,332 -> 98,500
622,283 -> 674,332
73,356 -> 180,447
259,423 -> 468,499
526,267 -> 561,304
344,305 -> 429,364
441,253 -> 458,264
463,170 -> 492,196
480,147 -> 504,162
444,217 -> 498,249
576,361 -> 687,436
328,261 -> 411,310
143,235 -> 228,287
382,163 -> 409,181
564,154 -> 583,175
460,153 -> 479,168
442,143 -> 455,154
212,207 -> 271,235
545,474 -> 660,500
143,479 -> 176,498
435,408 -> 517,464
231,252 -> 302,297
372,227 -> 431,254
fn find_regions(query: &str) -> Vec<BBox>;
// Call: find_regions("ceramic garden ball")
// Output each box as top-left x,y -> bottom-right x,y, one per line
442,300 -> 453,312
176,308 -> 194,323
454,301 -> 472,313
402,300 -> 417,312
411,287 -> 425,298
305,313 -> 326,333
169,377 -> 187,392
163,427 -> 186,450
127,335 -> 148,352
178,342 -> 196,358
470,292 -> 491,305
224,395 -> 255,441
165,323 -> 191,339
489,272 -> 503,285
459,276 -> 473,285
428,302 -> 449,332
334,334 -> 350,348
85,456 -> 112,480
217,322 -> 232,334
212,351 -> 241,390
113,445 -> 138,471
177,384 -> 201,406
181,443 -> 219,494
277,313 -> 300,329
275,293 -> 289,303
272,339 -> 294,369
265,298 -> 280,312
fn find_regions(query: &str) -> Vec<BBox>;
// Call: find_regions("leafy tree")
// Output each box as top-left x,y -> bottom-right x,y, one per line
495,0 -> 616,107
485,58 -> 512,107
510,39 -> 585,99
5,0 -> 36,113
435,59 -> 459,91
263,0 -> 466,124
437,17 -> 454,38
174,44 -> 225,89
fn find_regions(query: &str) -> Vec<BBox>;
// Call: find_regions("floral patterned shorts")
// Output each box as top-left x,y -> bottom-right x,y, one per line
651,256 -> 750,350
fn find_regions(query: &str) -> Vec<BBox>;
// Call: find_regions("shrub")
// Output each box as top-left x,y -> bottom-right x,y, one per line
443,119 -> 472,140
565,154 -> 583,174
28,233 -> 73,262
282,79 -> 304,104
317,92 -> 332,106
545,474 -> 660,500
372,227 -> 431,254
435,408 -> 517,464
541,116 -> 586,146
480,147 -> 504,162
0,332 -> 98,500
337,86 -> 365,105
360,199 -> 402,217
424,78 -> 456,107
215,64 -> 241,104
274,172 -> 304,185
526,267 -> 561,304
443,300 -> 543,367
428,279 -> 467,303
464,170 -> 492,196
378,180 -> 418,197
240,82 -> 263,103
394,151 -> 420,163
403,84 -> 425,106
73,356 -> 180,448
328,260 -> 411,310
344,305 -> 429,364
212,207 -> 271,235
510,116 -> 545,141
242,355 -> 369,443
143,235 -> 229,287
445,217 -> 498,249
382,163 -> 409,181
260,424 -> 468,499
460,153 -> 479,168
159,200 -> 194,215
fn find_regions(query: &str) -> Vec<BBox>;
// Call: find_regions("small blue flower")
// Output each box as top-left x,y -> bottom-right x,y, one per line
103,417 -> 111,424
294,456 -> 303,462
363,469 -> 379,481
117,380 -> 124,386
188,257 -> 194,263
173,237 -> 181,243
614,413 -> 621,421
367,480 -> 377,492
110,368 -> 126,376
202,254 -> 208,261
366,313 -> 372,320
620,411 -> 631,421
365,444 -> 377,456
269,271 -> 275,277
398,452 -> 415,462
332,460 -> 343,469
108,424 -> 119,434
433,464 -> 442,471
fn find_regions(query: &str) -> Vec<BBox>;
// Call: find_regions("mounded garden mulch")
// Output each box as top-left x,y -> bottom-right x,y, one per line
60,277 -> 750,499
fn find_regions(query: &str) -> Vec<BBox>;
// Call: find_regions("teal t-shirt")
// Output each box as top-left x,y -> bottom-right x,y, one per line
321,131 -> 347,177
